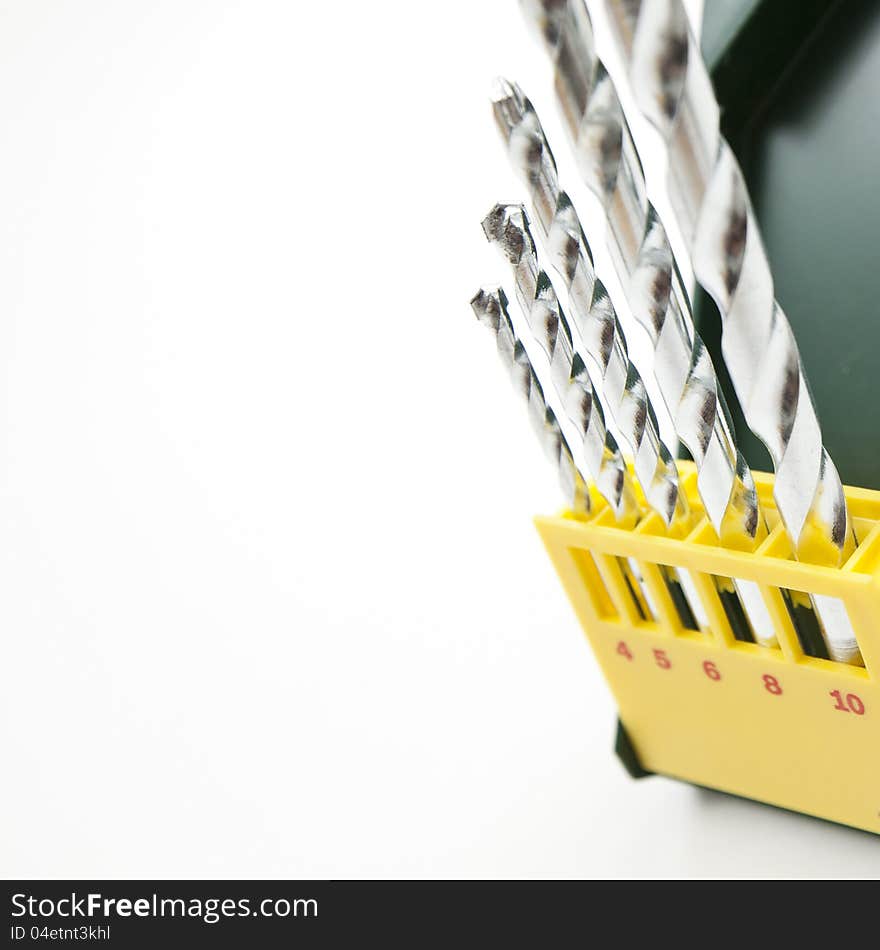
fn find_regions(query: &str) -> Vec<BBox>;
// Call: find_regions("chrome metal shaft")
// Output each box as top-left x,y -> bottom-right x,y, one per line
483,203 -> 714,631
491,78 -> 687,540
482,202 -> 668,529
472,285 -> 662,622
471,287 -> 591,514
601,0 -> 860,664
519,0 -> 784,646
519,1 -> 760,547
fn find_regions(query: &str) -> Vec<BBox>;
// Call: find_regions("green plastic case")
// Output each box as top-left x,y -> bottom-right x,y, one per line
696,0 -> 880,489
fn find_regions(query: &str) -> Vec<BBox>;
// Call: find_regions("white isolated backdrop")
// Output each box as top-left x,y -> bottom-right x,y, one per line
1,0 -> 877,878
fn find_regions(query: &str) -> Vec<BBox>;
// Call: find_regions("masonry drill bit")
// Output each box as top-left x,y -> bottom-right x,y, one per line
482,202 -> 671,528
471,287 -> 592,515
601,0 -> 860,665
491,79 -> 685,544
518,1 -> 782,645
517,3 -> 756,544
482,204 -> 715,629
471,286 -> 658,620
520,0 -> 652,280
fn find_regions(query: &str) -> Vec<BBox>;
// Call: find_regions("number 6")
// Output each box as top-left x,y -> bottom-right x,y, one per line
703,660 -> 721,681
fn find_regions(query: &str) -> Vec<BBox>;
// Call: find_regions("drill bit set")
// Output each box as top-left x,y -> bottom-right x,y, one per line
469,0 -> 880,835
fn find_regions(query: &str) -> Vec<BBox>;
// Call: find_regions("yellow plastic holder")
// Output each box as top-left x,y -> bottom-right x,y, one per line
535,461 -> 880,835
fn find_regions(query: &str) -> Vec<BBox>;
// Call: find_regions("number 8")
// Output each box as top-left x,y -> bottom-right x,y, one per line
763,674 -> 783,696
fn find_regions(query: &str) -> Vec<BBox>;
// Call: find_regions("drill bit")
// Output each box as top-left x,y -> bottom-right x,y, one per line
482,202 -> 673,530
471,287 -> 592,515
518,1 -> 778,646
472,286 -> 662,620
517,3 -> 757,547
601,0 -> 860,664
483,204 -> 712,630
491,79 -> 685,545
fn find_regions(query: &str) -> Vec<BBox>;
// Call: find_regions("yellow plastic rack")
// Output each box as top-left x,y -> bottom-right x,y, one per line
535,461 -> 880,835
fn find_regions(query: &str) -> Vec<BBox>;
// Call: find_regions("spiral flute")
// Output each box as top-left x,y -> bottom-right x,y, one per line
491,78 -> 687,540
518,0 -> 795,646
601,0 -> 860,664
471,287 -> 591,514
482,202 -> 671,529
472,285 -> 661,620
482,203 -> 718,629
519,1 -> 760,541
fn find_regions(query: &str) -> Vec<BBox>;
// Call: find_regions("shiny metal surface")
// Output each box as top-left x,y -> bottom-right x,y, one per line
519,0 -> 784,647
602,0 -> 861,664
482,204 -> 715,632
471,287 -> 591,514
472,283 -> 689,627
482,204 -> 644,527
519,0 -> 762,553
491,79 -> 688,538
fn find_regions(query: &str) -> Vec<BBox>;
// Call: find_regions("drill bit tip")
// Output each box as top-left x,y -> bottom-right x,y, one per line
490,75 -> 518,105
481,203 -> 530,265
490,79 -> 525,146
470,286 -> 506,330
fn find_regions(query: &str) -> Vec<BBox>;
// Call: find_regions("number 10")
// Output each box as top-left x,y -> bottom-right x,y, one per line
830,690 -> 865,715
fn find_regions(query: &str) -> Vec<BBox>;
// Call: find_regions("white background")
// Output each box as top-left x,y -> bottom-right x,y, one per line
1,0 -> 878,878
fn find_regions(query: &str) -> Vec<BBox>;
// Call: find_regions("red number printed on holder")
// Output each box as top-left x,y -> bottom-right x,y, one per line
830,690 -> 865,715
653,649 -> 671,670
703,661 -> 721,682
616,641 -> 633,661
762,674 -> 783,696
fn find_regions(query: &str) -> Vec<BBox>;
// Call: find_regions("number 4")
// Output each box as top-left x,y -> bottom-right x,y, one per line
616,641 -> 633,661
